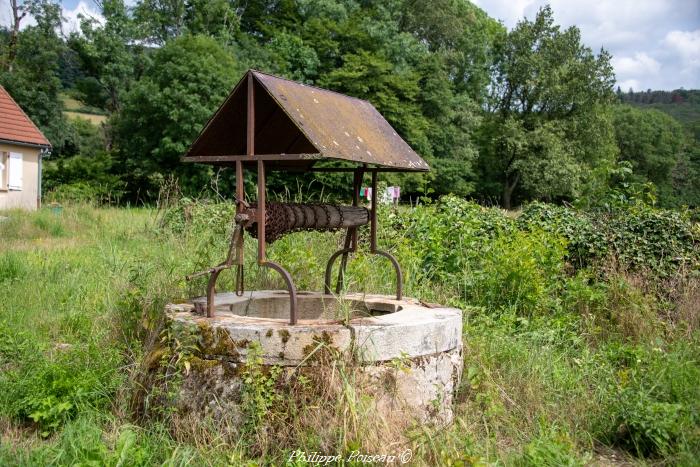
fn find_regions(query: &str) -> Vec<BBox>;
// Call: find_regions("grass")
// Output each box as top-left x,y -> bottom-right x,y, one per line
60,94 -> 108,124
63,111 -> 108,125
0,202 -> 698,465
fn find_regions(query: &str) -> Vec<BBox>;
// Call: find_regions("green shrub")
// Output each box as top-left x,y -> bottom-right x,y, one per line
465,230 -> 567,314
519,202 -> 699,275
518,202 -> 607,268
514,426 -> 588,466
159,197 -> 236,237
398,195 -> 515,282
606,206 -> 698,275
0,321 -> 122,436
45,181 -> 124,205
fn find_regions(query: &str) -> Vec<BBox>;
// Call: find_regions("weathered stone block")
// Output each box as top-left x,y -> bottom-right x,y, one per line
165,291 -> 463,425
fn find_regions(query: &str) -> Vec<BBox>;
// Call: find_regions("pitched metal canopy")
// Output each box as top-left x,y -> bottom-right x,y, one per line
183,70 -> 430,172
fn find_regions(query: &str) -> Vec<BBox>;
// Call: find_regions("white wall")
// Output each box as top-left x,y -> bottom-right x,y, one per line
0,143 -> 41,211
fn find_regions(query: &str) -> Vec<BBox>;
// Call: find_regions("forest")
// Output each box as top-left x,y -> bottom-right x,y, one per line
1,0 -> 698,209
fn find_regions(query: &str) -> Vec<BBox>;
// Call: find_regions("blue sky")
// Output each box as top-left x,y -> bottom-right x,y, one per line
2,0 -> 699,91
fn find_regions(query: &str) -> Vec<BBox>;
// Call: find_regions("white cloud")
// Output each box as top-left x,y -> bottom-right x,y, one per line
618,79 -> 641,92
0,1 -> 104,35
663,30 -> 700,66
475,0 -> 700,90
61,1 -> 104,34
612,52 -> 661,76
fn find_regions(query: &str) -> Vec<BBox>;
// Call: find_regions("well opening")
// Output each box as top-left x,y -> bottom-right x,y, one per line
191,291 -> 402,322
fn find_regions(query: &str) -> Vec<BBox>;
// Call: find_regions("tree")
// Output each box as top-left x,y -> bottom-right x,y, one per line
133,0 -> 240,45
71,0 -> 140,113
478,6 -> 617,208
112,35 -> 241,200
613,106 -> 685,185
0,0 -> 69,152
3,0 -> 27,71
399,0 -> 505,101
612,105 -> 697,207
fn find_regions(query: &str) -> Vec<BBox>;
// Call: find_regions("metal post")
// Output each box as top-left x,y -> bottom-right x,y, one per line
257,160 -> 266,262
248,72 -> 297,324
336,168 -> 363,292
351,168 -> 363,249
234,160 -> 245,296
325,168 -> 364,295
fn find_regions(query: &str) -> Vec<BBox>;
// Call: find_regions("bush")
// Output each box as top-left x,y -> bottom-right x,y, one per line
45,181 -> 122,205
519,202 -> 699,275
465,230 -> 567,314
398,195 -> 515,282
606,206 -> 698,275
517,202 -> 607,268
514,426 -> 588,466
0,320 -> 122,436
159,197 -> 235,237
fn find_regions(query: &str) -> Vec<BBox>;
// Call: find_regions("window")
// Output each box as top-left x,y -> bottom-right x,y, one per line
8,152 -> 22,191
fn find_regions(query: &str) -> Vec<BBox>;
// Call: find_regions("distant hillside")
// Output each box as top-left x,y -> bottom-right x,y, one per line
618,89 -> 700,140
60,94 -> 108,125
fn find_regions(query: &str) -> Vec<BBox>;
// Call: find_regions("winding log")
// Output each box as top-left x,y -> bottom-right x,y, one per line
245,202 -> 369,243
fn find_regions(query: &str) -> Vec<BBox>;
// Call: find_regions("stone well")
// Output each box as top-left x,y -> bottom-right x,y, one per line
165,291 -> 463,425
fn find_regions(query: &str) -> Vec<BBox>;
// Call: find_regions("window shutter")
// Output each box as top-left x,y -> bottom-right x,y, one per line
8,152 -> 22,190
0,153 -> 5,189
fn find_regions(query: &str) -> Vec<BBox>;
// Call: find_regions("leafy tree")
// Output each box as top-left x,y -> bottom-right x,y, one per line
613,105 -> 699,207
133,0 -> 240,45
313,0 -> 490,195
0,0 -> 69,153
112,35 -> 241,200
70,0 -> 140,112
613,106 -> 685,186
478,6 -> 617,208
399,0 -> 505,101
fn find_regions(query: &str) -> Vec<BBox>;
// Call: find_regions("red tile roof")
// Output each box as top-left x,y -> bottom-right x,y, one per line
0,85 -> 51,147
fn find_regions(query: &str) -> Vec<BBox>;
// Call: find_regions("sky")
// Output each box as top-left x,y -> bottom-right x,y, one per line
1,0 -> 699,91
472,0 -> 700,91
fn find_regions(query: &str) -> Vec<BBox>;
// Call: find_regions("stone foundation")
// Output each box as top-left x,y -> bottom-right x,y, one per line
165,291 -> 463,425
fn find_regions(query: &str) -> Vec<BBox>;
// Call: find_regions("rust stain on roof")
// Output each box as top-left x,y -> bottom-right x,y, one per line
184,70 -> 429,172
0,85 -> 51,147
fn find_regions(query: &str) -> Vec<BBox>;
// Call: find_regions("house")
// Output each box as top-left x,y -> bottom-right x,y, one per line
0,85 -> 51,211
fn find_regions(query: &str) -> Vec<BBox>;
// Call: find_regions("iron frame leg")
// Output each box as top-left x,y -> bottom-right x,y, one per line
206,265 -> 224,318
324,169 -> 363,295
261,260 -> 298,325
257,159 -> 298,324
324,245 -> 353,295
369,171 -> 403,300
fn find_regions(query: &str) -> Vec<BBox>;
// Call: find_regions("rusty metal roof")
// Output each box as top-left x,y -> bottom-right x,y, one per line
183,70 -> 429,172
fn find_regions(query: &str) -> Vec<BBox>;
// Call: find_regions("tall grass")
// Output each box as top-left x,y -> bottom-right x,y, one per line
0,200 -> 698,465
